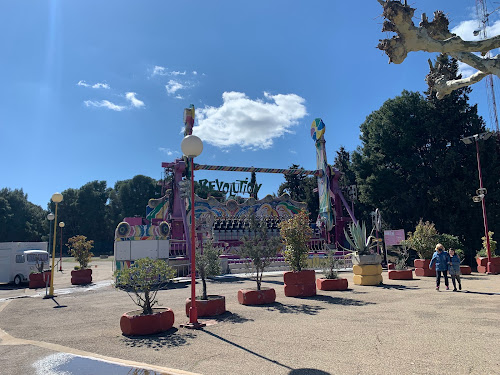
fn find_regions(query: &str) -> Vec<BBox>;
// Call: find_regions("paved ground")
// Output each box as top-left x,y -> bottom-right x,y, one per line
1,258 -> 500,375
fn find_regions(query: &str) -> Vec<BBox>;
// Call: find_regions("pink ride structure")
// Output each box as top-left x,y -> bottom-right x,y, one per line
114,110 -> 357,274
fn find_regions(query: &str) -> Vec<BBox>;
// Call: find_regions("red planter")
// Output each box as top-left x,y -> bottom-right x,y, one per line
476,257 -> 488,267
28,271 -> 51,289
284,270 -> 316,297
71,268 -> 92,285
387,263 -> 395,270
316,278 -> 348,291
388,269 -> 413,280
414,259 -> 435,277
120,308 -> 174,336
238,288 -> 276,305
414,267 -> 436,277
185,296 -> 226,317
460,265 -> 472,275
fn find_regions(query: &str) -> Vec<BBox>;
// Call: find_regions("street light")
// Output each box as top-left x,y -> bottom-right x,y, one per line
47,213 -> 55,257
461,132 -> 493,273
180,134 -> 204,329
47,192 -> 63,298
59,222 -> 65,272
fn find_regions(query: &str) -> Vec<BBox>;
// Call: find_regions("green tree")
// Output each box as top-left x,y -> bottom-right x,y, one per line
110,175 -> 160,220
0,188 -> 46,242
279,210 -> 313,272
67,235 -> 94,269
352,54 -> 499,262
278,164 -> 318,221
239,211 -> 282,290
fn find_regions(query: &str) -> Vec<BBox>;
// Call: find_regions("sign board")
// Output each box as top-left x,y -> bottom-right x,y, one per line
384,229 -> 405,247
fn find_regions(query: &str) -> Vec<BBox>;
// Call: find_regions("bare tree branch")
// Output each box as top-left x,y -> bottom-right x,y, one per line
377,0 -> 500,98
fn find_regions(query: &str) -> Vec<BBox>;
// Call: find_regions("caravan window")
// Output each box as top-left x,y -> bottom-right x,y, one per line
16,254 -> 25,263
26,253 -> 49,263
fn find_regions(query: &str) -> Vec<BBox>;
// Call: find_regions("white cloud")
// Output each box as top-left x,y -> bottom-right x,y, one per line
457,61 -> 478,78
77,80 -> 90,87
152,66 -> 167,76
92,83 -> 110,89
77,80 -> 110,89
193,71 -> 198,75
84,100 -> 126,111
166,80 -> 185,95
159,147 -> 179,156
171,70 -> 186,76
194,91 -> 307,149
452,19 -> 500,41
175,95 -> 184,100
125,92 -> 145,108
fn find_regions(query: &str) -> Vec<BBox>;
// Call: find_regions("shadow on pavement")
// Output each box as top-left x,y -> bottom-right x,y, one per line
376,284 -> 419,290
264,302 -> 325,315
289,369 -> 331,375
121,327 -> 196,350
0,284 -> 26,291
312,294 -> 375,306
202,330 -> 293,371
463,290 -> 500,296
210,311 -> 254,324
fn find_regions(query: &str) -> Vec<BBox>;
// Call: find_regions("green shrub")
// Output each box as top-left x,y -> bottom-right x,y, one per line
114,257 -> 175,315
343,221 -> 377,255
477,231 -> 498,257
239,212 -> 282,289
66,235 -> 94,269
196,239 -> 222,300
406,220 -> 438,259
279,210 -> 313,272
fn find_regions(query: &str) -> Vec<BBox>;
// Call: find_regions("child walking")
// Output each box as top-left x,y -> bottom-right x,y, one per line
429,243 -> 450,291
448,249 -> 462,291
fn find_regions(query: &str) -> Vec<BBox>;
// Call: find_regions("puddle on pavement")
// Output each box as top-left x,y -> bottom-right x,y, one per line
33,352 -> 166,375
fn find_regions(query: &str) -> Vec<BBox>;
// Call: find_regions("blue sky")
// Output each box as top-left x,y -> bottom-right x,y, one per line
2,0 -> 499,209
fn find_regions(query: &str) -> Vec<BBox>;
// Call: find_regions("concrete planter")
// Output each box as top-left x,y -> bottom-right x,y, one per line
283,270 -> 316,297
316,278 -> 348,291
28,271 -> 51,289
71,268 -> 92,285
238,288 -> 276,305
477,257 -> 500,274
185,296 -> 226,317
388,269 -> 413,280
120,308 -> 174,336
352,254 -> 382,265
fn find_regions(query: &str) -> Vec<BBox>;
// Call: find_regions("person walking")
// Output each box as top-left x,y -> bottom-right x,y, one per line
429,243 -> 450,291
448,249 -> 462,291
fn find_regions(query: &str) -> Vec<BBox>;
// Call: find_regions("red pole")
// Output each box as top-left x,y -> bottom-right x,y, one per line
59,226 -> 63,271
189,157 -> 199,324
475,139 -> 492,273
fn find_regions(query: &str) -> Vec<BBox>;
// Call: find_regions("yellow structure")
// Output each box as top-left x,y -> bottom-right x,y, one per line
353,264 -> 383,285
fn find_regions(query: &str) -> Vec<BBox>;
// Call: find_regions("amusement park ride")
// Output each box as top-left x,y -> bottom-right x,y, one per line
114,106 -> 357,271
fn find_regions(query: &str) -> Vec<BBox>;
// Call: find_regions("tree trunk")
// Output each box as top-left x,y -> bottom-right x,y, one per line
201,277 -> 207,300
144,290 -> 153,315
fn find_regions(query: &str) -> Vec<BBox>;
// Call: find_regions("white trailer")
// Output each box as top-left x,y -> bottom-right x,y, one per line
0,242 -> 49,285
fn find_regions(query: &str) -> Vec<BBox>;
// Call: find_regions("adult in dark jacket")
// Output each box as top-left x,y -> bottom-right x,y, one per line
429,243 -> 450,291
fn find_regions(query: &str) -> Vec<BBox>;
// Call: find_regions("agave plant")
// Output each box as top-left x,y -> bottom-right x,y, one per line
344,221 -> 377,255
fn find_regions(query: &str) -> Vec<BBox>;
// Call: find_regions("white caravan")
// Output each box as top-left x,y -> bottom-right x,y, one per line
0,242 -> 49,285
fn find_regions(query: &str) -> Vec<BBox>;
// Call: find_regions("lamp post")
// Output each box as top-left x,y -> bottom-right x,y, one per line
180,134 -> 204,329
59,222 -> 65,271
461,131 -> 493,273
47,192 -> 63,298
47,213 -> 55,258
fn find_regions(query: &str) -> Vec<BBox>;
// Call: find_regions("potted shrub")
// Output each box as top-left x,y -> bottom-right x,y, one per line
67,235 -> 94,285
237,212 -> 282,305
115,257 -> 176,336
28,255 -> 51,289
476,231 -> 499,273
279,210 -> 316,297
406,220 -> 438,277
316,251 -> 348,291
344,221 -> 382,286
185,239 -> 226,317
387,244 -> 413,280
